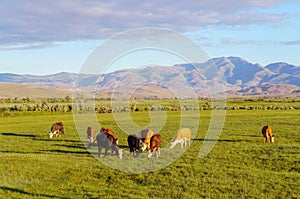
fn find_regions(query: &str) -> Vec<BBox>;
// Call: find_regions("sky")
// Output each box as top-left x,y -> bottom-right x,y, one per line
0,0 -> 300,75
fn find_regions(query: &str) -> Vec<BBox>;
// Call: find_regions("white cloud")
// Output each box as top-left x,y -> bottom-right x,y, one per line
0,0 -> 298,47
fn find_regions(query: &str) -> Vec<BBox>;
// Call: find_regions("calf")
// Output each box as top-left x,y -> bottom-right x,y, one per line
127,134 -> 141,157
147,134 -> 162,158
87,126 -> 95,146
262,125 -> 274,143
100,127 -> 119,145
96,132 -> 123,159
49,122 -> 64,138
138,129 -> 154,151
170,128 -> 191,149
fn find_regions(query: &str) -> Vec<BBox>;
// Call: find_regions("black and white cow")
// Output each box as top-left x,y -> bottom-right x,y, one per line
127,134 -> 141,157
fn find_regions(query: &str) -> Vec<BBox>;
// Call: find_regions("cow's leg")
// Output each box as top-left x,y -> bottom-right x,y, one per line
130,147 -> 134,156
157,148 -> 160,157
98,146 -> 102,158
181,140 -> 184,149
104,148 -> 109,156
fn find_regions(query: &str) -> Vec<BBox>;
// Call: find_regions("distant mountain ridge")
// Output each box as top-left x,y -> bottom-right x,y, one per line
1,57 -> 299,97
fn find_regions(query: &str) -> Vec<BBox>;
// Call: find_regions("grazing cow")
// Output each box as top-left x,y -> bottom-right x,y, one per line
169,128 -> 191,149
148,134 -> 162,158
262,125 -> 274,143
127,134 -> 141,157
100,127 -> 119,145
96,132 -> 123,159
49,122 -> 64,138
138,129 -> 154,151
87,126 -> 95,146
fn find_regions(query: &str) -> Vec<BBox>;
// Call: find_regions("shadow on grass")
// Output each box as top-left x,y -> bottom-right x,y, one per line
40,149 -> 91,155
54,144 -> 86,149
33,138 -> 82,143
193,138 -> 251,142
1,132 -> 36,138
0,186 -> 70,199
118,144 -> 129,149
228,134 -> 261,138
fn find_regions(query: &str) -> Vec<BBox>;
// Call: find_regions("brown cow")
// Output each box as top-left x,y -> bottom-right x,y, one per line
96,131 -> 123,159
138,129 -> 154,151
147,134 -> 162,158
100,127 -> 119,145
262,125 -> 274,143
87,126 -> 95,146
49,122 -> 64,138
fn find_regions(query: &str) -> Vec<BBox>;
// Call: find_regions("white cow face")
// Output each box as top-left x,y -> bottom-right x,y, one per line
49,130 -> 57,139
141,142 -> 147,151
169,141 -> 176,149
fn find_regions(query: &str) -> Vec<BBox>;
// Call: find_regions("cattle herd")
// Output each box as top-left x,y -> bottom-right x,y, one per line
49,122 -> 275,159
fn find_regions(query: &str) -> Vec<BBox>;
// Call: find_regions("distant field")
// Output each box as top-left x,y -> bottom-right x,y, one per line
0,100 -> 299,198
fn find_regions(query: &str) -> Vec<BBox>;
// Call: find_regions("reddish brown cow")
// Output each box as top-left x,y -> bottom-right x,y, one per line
147,134 -> 162,158
262,125 -> 274,143
49,122 -> 64,138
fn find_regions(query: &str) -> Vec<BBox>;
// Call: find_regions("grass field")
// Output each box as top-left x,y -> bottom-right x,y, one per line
0,105 -> 299,198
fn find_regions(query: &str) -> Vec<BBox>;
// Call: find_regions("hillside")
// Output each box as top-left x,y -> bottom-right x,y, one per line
1,57 -> 299,97
0,83 -> 72,98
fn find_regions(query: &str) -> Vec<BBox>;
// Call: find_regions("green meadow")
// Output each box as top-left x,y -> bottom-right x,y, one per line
0,99 -> 299,198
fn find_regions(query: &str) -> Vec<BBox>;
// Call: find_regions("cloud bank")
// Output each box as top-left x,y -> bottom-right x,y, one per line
0,0 -> 298,46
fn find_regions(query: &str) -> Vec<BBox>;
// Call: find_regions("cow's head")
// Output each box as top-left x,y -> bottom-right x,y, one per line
49,131 -> 54,139
169,140 -> 176,149
271,135 -> 275,143
169,139 -> 181,149
49,130 -> 57,139
140,141 -> 148,152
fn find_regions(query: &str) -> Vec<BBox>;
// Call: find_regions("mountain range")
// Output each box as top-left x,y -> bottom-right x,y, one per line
0,57 -> 299,98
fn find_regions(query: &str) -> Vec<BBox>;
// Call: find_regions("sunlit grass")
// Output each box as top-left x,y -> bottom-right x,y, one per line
0,105 -> 299,198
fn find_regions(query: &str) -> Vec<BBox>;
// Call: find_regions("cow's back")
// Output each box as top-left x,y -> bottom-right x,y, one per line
139,129 -> 154,142
262,125 -> 272,136
101,128 -> 118,143
51,122 -> 64,132
178,128 -> 191,139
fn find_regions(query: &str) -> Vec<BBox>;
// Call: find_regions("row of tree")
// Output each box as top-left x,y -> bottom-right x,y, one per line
1,103 -> 299,116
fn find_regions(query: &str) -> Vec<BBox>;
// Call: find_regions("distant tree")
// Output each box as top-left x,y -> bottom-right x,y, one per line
65,96 -> 71,102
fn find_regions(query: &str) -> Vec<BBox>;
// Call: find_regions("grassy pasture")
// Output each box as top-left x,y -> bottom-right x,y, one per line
0,103 -> 299,198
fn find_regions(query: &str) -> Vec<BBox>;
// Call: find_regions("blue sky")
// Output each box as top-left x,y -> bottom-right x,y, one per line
0,0 -> 300,75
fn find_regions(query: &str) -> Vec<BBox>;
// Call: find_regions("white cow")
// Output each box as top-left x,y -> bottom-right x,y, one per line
169,128 -> 191,149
